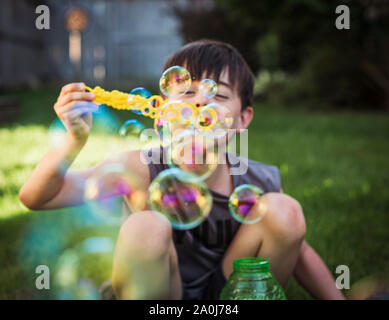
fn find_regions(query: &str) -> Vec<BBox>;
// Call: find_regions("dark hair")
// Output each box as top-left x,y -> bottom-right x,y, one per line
162,39 -> 255,110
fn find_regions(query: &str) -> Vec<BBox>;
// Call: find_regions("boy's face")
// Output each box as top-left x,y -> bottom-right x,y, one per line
165,67 -> 253,137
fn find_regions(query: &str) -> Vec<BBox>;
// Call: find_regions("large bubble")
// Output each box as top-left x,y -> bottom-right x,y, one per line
196,102 -> 233,139
199,79 -> 218,99
84,162 -> 146,225
148,168 -> 213,229
167,130 -> 218,180
159,66 -> 192,98
53,237 -> 115,300
229,184 -> 268,224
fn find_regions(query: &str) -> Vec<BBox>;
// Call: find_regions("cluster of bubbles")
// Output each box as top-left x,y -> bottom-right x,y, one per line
156,66 -> 233,141
78,65 -> 269,231
155,66 -> 232,172
41,66 -> 269,299
146,66 -> 229,229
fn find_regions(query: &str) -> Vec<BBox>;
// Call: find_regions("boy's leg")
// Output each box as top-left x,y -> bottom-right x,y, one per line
112,210 -> 182,299
221,193 -> 306,287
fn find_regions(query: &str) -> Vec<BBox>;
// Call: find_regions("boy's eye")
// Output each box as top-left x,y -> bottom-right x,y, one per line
183,91 -> 228,99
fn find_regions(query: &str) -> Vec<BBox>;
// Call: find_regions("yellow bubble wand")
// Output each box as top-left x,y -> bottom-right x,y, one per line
84,85 -> 218,130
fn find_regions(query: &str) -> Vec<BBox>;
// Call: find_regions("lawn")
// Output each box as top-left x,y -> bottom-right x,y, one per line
0,87 -> 388,299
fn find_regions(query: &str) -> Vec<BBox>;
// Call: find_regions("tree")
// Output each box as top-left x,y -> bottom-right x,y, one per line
169,0 -> 389,110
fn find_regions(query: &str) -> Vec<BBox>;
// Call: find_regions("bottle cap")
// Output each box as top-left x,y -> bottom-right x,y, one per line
233,257 -> 270,273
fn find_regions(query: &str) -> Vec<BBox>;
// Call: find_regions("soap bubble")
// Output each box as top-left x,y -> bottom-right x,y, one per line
167,130 -> 218,180
155,101 -> 197,144
154,101 -> 180,145
199,79 -> 218,99
159,66 -> 192,98
130,87 -> 152,99
196,102 -> 233,139
176,102 -> 198,126
229,184 -> 267,224
119,119 -> 145,142
129,87 -> 152,115
159,100 -> 196,126
158,100 -> 181,123
84,162 -> 146,225
154,115 -> 171,144
148,168 -> 213,229
53,237 -> 115,300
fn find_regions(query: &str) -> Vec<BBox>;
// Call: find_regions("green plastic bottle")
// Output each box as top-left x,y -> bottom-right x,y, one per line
219,257 -> 287,300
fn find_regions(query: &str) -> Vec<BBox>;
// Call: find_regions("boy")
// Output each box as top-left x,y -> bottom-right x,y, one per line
19,39 -> 344,300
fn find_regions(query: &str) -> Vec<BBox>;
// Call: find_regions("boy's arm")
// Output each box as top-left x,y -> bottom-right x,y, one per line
293,240 -> 345,300
19,135 -> 87,209
19,82 -> 96,209
19,82 -> 150,210
19,143 -> 149,210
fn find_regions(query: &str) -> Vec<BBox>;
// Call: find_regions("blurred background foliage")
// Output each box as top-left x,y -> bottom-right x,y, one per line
171,0 -> 389,111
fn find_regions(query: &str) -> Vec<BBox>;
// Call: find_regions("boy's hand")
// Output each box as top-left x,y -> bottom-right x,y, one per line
54,82 -> 98,147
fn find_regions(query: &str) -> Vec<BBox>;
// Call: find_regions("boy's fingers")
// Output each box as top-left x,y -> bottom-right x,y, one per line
67,108 -> 88,121
59,83 -> 85,97
66,106 -> 95,124
61,101 -> 98,115
57,92 -> 95,107
65,109 -> 93,125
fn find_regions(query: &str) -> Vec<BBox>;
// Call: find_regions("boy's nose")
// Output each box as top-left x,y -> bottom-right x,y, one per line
195,93 -> 209,108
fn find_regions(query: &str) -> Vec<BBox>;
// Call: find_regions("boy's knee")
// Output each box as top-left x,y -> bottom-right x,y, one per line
263,193 -> 306,243
117,210 -> 173,260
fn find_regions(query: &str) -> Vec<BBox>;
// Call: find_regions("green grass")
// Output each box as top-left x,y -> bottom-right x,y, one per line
0,88 -> 388,299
